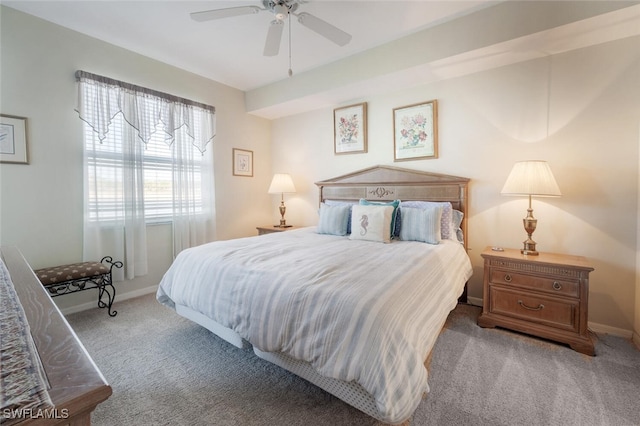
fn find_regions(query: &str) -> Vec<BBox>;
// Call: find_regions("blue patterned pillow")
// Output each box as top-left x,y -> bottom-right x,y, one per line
359,199 -> 400,238
317,203 -> 351,236
399,205 -> 443,244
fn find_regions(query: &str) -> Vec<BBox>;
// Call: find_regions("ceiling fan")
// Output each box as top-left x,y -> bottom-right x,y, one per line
190,1 -> 352,57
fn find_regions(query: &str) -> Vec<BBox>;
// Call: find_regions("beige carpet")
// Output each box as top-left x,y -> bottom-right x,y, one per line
67,294 -> 640,426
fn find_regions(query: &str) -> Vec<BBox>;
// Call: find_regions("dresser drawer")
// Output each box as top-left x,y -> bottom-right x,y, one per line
490,269 -> 579,298
489,287 -> 579,332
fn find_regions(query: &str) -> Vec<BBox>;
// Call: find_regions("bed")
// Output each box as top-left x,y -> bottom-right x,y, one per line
157,165 -> 472,424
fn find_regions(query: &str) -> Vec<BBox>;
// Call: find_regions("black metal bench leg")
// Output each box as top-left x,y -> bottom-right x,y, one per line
97,281 -> 117,317
98,256 -> 123,317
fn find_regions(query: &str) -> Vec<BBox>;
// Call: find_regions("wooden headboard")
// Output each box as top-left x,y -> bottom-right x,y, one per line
315,165 -> 470,249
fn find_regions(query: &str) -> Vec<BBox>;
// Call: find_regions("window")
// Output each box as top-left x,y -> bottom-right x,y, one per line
77,70 -> 216,278
84,115 -> 205,224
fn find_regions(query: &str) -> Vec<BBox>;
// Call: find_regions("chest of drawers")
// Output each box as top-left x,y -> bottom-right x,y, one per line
477,247 -> 595,355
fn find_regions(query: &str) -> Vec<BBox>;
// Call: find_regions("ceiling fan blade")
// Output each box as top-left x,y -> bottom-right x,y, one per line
190,6 -> 261,22
263,20 -> 284,56
296,12 -> 352,46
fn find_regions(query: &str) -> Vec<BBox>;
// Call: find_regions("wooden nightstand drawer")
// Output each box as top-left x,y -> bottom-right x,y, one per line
490,286 -> 579,332
487,257 -> 583,280
490,269 -> 579,298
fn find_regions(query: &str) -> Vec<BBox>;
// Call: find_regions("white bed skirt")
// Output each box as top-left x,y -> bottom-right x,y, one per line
174,303 -> 395,423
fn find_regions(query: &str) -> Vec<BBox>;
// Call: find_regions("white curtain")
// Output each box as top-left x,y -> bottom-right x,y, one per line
77,71 -> 216,280
83,123 -> 148,281
76,71 -> 216,152
171,129 -> 216,257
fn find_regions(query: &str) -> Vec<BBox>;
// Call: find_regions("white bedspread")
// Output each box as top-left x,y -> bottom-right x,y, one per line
157,227 -> 472,423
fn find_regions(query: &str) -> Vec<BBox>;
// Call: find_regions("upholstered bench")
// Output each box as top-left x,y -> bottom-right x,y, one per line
34,256 -> 123,317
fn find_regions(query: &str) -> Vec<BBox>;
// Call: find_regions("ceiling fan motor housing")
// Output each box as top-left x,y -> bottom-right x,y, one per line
263,0 -> 298,20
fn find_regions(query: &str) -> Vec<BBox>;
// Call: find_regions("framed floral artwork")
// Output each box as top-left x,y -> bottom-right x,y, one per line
334,102 -> 367,154
393,99 -> 438,161
232,148 -> 253,177
0,114 -> 29,164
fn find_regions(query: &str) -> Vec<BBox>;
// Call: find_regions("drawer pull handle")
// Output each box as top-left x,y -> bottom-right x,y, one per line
553,281 -> 562,290
518,300 -> 545,311
504,274 -> 512,282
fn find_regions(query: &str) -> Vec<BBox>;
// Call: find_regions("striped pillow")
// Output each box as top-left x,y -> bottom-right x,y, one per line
324,200 -> 356,234
317,203 -> 351,236
399,205 -> 443,244
398,201 -> 453,240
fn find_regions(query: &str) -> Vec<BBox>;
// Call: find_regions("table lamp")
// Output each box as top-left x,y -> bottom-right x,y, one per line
268,173 -> 296,227
501,160 -> 561,255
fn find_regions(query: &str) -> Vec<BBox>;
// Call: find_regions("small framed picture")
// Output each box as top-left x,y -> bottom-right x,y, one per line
393,99 -> 438,161
232,148 -> 253,177
334,102 -> 367,155
0,114 -> 29,164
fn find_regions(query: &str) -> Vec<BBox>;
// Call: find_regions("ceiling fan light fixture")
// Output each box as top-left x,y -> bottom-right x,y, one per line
273,4 -> 288,20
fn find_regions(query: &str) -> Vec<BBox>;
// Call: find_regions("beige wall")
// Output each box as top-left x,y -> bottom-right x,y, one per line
1,6 -> 639,336
272,37 -> 640,334
636,120 -> 640,348
0,6 -> 272,311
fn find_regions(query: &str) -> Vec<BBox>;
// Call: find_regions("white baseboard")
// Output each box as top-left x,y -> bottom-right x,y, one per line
466,297 -> 634,339
60,285 -> 158,316
587,321 -> 633,339
632,331 -> 640,350
467,296 -> 482,307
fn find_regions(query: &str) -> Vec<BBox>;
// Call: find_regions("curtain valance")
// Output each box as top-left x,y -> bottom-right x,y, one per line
75,70 -> 216,153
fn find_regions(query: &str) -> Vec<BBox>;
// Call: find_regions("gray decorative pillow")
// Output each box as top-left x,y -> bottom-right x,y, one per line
452,209 -> 464,243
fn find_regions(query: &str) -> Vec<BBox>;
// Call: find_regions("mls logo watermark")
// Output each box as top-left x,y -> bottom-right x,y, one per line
2,408 -> 70,421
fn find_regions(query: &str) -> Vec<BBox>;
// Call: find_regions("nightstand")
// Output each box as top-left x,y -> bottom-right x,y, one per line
477,247 -> 595,355
256,225 -> 299,235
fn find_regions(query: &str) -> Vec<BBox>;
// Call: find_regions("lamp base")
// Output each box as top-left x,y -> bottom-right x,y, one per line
521,249 -> 539,256
275,203 -> 291,228
521,239 -> 538,256
521,206 -> 539,255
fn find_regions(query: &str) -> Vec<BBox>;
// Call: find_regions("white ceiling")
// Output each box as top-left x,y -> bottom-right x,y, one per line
4,1 -> 640,119
2,0 -> 497,91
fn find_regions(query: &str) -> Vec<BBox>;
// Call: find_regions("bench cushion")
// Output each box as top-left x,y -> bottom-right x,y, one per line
35,262 -> 109,285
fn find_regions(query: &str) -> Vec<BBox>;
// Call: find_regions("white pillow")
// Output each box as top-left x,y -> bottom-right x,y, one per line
317,203 -> 350,236
399,206 -> 443,244
349,205 -> 394,243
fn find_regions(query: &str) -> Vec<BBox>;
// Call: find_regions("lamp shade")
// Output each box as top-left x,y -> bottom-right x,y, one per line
268,173 -> 296,194
501,161 -> 561,197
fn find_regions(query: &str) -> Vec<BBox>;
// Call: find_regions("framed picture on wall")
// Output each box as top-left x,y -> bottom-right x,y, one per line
0,114 -> 29,164
232,148 -> 253,177
334,102 -> 367,154
393,99 -> 438,161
